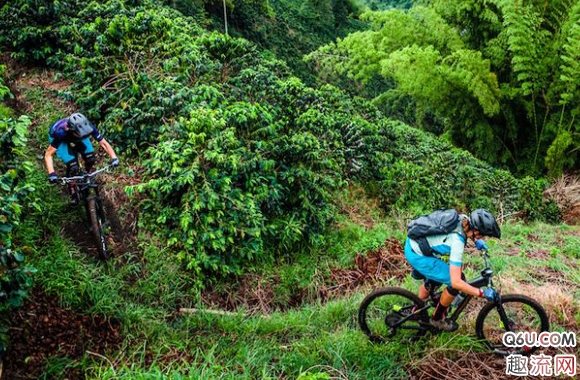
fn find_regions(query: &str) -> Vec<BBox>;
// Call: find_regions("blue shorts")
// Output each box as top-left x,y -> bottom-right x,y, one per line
404,238 -> 451,286
48,135 -> 93,164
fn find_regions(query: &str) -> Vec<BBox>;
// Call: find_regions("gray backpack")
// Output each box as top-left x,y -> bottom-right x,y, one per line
407,209 -> 462,256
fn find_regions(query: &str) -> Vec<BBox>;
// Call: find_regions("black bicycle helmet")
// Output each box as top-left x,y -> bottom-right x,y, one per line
469,208 -> 501,238
67,113 -> 93,138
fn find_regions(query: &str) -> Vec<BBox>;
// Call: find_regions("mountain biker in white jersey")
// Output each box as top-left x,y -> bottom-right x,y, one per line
404,209 -> 501,331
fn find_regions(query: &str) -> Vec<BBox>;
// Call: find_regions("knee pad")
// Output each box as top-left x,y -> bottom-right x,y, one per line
447,285 -> 460,296
425,279 -> 442,292
66,160 -> 81,176
84,152 -> 96,171
446,273 -> 466,296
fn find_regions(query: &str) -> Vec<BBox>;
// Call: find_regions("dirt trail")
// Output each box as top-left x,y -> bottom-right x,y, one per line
1,55 -> 138,379
2,53 -> 140,256
3,289 -> 122,380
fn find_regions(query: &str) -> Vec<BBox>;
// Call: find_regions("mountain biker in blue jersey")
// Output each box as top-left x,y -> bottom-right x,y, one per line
404,209 -> 501,332
44,113 -> 119,203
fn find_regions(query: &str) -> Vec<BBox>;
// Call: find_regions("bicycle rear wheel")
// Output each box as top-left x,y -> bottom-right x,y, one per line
475,294 -> 549,356
88,197 -> 109,260
358,287 -> 429,343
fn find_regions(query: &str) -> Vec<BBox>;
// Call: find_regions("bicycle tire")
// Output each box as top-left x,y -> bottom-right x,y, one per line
88,197 -> 109,260
358,287 -> 429,343
475,294 -> 549,356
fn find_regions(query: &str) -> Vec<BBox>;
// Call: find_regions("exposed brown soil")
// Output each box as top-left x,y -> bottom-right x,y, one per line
202,272 -> 312,314
321,238 -> 409,298
2,289 -> 122,380
408,351 -> 506,380
408,345 -> 580,380
203,238 -> 410,313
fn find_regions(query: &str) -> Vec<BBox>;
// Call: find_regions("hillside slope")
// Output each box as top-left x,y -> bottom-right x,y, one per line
2,64 -> 579,378
1,0 -> 578,378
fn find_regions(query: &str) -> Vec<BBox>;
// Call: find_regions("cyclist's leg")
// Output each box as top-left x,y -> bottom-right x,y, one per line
408,257 -> 455,327
54,143 -> 82,203
66,160 -> 81,176
53,142 -> 75,173
415,258 -> 452,320
444,273 -> 466,298
78,137 -> 95,172
404,238 -> 430,300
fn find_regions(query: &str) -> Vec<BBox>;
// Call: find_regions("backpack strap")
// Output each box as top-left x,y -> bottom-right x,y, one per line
416,237 -> 434,257
417,230 -> 466,258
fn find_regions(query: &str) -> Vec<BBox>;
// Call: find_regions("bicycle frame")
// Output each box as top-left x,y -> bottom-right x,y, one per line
359,248 -> 550,354
400,251 -> 498,327
58,166 -> 112,259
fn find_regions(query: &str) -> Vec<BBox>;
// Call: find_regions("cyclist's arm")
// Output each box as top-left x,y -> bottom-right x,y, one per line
449,266 -> 482,297
44,145 -> 57,174
98,138 -> 118,160
448,235 -> 483,297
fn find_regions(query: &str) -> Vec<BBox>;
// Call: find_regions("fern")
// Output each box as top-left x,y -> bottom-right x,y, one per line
501,0 -> 552,96
556,1 -> 580,106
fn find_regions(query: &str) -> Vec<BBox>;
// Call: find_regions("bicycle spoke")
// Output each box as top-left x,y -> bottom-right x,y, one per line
476,294 -> 549,356
359,288 -> 428,343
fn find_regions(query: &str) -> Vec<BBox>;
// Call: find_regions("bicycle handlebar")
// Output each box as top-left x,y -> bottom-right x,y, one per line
56,165 -> 113,185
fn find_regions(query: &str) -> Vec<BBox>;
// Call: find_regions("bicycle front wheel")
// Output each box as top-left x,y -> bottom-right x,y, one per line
88,198 -> 109,260
475,294 -> 549,356
358,287 -> 429,343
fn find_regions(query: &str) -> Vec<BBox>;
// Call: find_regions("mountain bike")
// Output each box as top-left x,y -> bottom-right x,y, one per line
358,249 -> 550,356
57,166 -> 112,260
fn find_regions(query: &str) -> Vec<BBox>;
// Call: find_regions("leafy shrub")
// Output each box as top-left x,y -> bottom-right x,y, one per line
60,3 -> 217,152
0,67 -> 36,358
361,120 -> 553,218
130,88 -> 346,277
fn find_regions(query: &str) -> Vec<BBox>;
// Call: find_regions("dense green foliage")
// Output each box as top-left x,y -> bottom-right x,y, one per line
0,65 -> 36,357
130,83 -> 348,277
0,0 -> 557,278
309,0 -> 580,176
245,0 -> 364,81
159,0 -> 366,82
359,0 -> 413,11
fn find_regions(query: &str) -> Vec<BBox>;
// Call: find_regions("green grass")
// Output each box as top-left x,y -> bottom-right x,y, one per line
21,218 -> 577,379
16,172 -> 580,378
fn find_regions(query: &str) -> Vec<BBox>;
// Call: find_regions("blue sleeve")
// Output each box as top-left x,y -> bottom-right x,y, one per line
50,138 -> 62,149
91,125 -> 104,142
